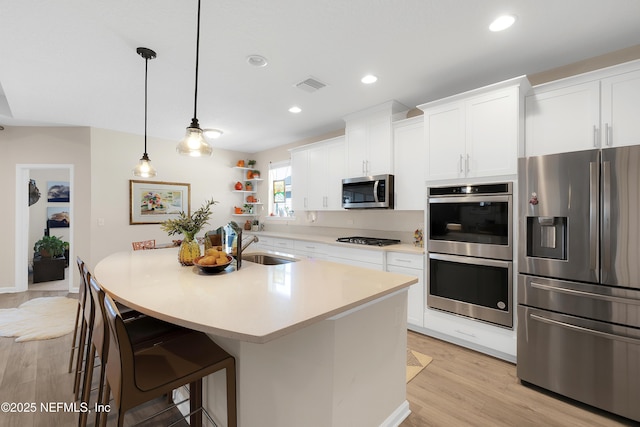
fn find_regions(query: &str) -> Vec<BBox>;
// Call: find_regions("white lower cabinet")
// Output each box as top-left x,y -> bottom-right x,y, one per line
328,246 -> 384,271
292,240 -> 328,260
386,252 -> 424,327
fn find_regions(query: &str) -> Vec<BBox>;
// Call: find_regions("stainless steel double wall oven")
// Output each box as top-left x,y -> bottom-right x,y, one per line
427,182 -> 514,328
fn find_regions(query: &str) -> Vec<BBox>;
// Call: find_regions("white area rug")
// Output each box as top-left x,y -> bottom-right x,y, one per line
0,296 -> 77,342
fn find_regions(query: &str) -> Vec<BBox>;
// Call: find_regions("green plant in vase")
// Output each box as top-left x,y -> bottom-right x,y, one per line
34,235 -> 67,258
160,198 -> 217,266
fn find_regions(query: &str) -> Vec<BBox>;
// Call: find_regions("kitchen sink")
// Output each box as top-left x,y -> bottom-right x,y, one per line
242,253 -> 298,265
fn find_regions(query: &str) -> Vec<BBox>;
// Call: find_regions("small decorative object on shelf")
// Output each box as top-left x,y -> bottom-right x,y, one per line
234,181 -> 243,191
252,170 -> 261,179
244,220 -> 252,230
160,198 -> 217,266
234,206 -> 243,214
243,204 -> 254,214
247,159 -> 256,168
413,225 -> 424,248
236,159 -> 245,167
245,181 -> 253,191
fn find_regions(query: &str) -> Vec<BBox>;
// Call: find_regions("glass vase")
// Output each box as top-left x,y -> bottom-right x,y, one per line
178,236 -> 201,266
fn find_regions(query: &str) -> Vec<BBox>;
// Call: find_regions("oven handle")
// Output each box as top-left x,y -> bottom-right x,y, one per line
428,252 -> 512,268
428,195 -> 511,204
373,180 -> 380,203
530,313 -> 640,345
530,281 -> 640,306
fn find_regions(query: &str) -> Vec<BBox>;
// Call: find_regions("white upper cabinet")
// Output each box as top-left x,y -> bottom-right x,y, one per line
344,100 -> 408,178
393,116 -> 426,210
525,81 -> 600,156
290,149 -> 309,211
419,76 -> 529,181
290,136 -> 345,211
600,69 -> 640,148
525,60 -> 640,156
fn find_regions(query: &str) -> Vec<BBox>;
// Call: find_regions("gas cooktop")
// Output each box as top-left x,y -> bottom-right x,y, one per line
336,236 -> 401,246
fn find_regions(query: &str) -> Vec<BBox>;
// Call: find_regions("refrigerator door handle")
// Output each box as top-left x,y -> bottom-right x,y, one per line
530,313 -> 640,345
589,161 -> 599,277
602,160 -> 611,279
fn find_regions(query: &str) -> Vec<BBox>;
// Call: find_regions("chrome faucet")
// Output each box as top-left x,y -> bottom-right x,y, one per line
241,235 -> 259,252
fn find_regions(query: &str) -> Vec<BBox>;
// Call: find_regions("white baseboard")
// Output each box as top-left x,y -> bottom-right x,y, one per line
380,400 -> 411,427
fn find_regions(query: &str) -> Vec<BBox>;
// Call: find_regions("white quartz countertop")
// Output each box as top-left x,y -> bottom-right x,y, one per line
247,231 -> 425,254
94,248 -> 417,344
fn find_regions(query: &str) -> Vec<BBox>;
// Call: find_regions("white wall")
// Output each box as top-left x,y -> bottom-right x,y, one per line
89,128 -> 247,268
1,126 -> 91,291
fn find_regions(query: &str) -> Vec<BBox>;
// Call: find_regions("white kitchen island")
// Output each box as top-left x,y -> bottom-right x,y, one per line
94,248 -> 417,427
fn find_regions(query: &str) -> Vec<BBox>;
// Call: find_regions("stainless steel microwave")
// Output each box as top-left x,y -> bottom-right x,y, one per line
342,174 -> 394,209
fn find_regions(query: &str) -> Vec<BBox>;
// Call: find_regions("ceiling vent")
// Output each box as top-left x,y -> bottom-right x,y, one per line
295,76 -> 327,93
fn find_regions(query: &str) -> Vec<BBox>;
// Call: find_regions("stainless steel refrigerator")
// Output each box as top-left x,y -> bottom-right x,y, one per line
517,147 -> 640,423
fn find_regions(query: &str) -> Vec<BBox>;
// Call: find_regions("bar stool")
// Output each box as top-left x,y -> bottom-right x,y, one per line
79,276 -> 189,427
72,259 -> 144,400
68,257 -> 88,374
101,293 -> 237,427
132,239 -> 156,250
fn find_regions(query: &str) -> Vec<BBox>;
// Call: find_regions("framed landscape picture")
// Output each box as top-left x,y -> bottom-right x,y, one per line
129,180 -> 191,225
47,207 -> 70,228
47,181 -> 70,202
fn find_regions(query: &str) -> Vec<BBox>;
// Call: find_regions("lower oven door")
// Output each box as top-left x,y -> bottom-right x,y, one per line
428,253 -> 512,328
517,306 -> 640,422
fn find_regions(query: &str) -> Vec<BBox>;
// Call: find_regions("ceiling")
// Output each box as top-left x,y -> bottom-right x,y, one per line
1,1 -> 639,153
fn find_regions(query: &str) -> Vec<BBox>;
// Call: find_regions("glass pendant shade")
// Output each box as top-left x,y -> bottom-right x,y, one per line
176,119 -> 213,157
133,153 -> 157,177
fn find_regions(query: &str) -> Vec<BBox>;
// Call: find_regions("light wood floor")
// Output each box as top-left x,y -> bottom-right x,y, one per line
0,291 -> 636,426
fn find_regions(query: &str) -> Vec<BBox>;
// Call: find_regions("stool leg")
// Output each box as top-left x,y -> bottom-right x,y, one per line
68,303 -> 81,373
226,361 -> 237,427
73,319 -> 87,398
189,380 -> 203,427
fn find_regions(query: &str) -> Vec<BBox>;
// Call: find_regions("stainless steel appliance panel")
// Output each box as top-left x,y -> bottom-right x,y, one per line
428,183 -> 513,261
601,146 -> 640,289
428,253 -> 513,328
518,149 -> 600,283
518,275 -> 640,330
518,306 -> 640,422
342,174 -> 394,209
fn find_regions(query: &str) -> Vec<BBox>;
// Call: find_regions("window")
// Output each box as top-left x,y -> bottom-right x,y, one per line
268,161 -> 293,217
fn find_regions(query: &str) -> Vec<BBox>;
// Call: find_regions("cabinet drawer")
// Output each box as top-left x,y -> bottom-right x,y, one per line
293,240 -> 327,255
330,246 -> 384,265
272,238 -> 294,251
386,252 -> 424,269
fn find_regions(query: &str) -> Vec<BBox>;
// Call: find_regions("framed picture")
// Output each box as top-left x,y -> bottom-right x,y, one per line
47,207 -> 70,228
47,181 -> 70,202
129,180 -> 190,225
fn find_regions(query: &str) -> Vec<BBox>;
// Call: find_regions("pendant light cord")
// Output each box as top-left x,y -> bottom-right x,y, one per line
144,54 -> 149,155
192,0 -> 201,124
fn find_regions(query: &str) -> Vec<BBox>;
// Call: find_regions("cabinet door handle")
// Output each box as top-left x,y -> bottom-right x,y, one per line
459,155 -> 464,174
465,154 -> 470,174
362,160 -> 366,175
605,123 -> 611,146
593,125 -> 598,147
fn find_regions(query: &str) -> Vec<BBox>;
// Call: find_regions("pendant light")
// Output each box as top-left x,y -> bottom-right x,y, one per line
133,47 -> 158,177
176,0 -> 213,157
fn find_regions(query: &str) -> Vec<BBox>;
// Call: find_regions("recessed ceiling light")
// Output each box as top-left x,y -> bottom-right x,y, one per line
203,128 -> 223,139
288,106 -> 302,114
361,74 -> 378,84
247,54 -> 268,67
489,15 -> 516,32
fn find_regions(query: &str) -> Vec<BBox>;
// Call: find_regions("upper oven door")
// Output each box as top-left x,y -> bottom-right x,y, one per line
428,194 -> 512,260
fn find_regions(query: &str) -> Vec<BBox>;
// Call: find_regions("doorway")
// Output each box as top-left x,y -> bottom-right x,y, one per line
15,164 -> 75,293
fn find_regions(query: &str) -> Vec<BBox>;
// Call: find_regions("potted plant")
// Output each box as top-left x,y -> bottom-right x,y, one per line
252,170 -> 261,179
34,235 -> 67,259
245,181 -> 253,191
247,160 -> 256,168
243,204 -> 254,214
160,198 -> 217,266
